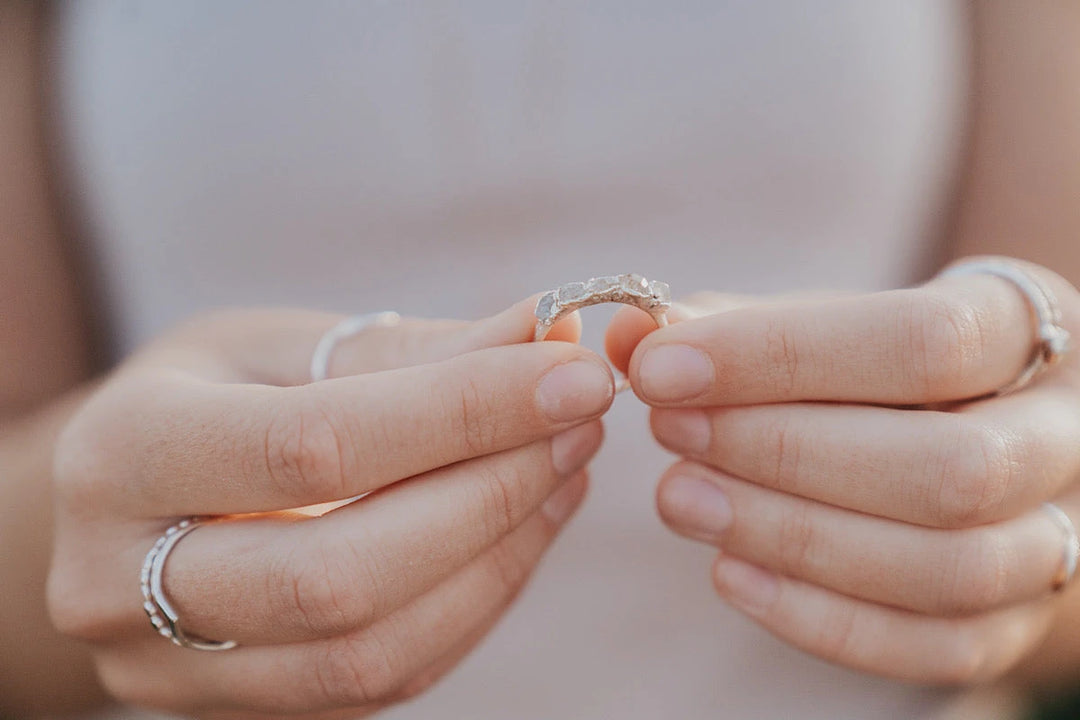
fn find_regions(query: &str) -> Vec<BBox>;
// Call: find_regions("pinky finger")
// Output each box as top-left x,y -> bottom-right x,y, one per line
711,557 -> 1054,685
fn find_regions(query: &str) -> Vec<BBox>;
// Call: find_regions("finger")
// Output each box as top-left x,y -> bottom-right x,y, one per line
141,294 -> 583,385
650,379 -> 1080,528
658,463 -> 1071,617
207,609 -> 509,720
163,424 -> 601,644
94,338 -> 613,516
604,295 -> 735,375
110,474 -> 588,716
708,555 -> 1054,684
380,473 -> 591,705
627,263 -> 1080,407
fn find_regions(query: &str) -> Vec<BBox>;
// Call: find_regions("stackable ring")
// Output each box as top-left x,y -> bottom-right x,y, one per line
534,274 -> 671,393
533,273 -> 671,342
140,519 -> 238,651
940,259 -> 1071,396
310,311 -> 402,382
1043,503 -> 1080,593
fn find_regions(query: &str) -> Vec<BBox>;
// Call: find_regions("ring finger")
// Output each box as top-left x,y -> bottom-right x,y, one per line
99,472 -> 588,715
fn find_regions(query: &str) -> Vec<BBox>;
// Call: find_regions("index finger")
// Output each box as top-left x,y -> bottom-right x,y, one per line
626,264 -> 1078,407
78,341 -> 613,517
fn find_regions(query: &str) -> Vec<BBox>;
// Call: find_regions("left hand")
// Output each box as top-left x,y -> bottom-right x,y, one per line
605,258 -> 1080,684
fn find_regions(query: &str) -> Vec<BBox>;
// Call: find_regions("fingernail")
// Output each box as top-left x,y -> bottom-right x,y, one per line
536,361 -> 613,422
713,559 -> 779,616
638,345 -> 713,402
652,408 -> 710,454
662,474 -> 733,537
542,473 -> 587,524
550,423 -> 602,476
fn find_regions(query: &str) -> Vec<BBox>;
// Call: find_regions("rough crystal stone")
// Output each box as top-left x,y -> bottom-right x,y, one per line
650,281 -> 671,305
620,273 -> 650,298
557,282 -> 589,304
586,276 -> 618,295
535,291 -> 558,321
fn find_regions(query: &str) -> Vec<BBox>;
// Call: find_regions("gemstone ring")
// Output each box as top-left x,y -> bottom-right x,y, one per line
533,273 -> 671,342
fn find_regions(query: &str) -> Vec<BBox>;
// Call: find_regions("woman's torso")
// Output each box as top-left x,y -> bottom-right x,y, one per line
56,2 -> 967,717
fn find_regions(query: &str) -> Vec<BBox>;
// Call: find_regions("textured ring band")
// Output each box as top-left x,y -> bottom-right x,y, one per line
1043,503 -> 1080,593
533,273 -> 671,342
533,274 -> 671,394
940,259 -> 1071,396
140,519 -> 237,651
310,311 -> 402,382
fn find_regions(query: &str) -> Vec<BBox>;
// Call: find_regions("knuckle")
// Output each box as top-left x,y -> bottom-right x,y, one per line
268,537 -> 378,637
933,422 -> 1019,528
450,376 -> 500,457
314,633 -> 400,707
902,292 -> 988,398
486,540 -> 534,601
811,602 -> 860,666
263,394 -> 352,502
938,529 -> 1013,616
760,411 -> 804,491
777,504 -> 820,575
52,392 -> 126,513
47,540 -> 124,643
474,459 -> 532,540
761,318 -> 805,397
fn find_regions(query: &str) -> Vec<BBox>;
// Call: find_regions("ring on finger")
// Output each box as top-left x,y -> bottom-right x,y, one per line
310,311 -> 402,382
940,259 -> 1071,395
140,518 -> 238,651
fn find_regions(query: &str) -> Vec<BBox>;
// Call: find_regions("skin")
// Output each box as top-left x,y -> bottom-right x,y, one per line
2,0 -> 1080,717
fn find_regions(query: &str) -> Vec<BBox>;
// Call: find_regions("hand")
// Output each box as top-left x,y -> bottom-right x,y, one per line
606,259 -> 1080,684
48,298 -> 614,718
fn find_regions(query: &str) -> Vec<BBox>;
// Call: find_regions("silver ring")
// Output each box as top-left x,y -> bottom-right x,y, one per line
310,311 -> 401,382
940,259 -> 1071,395
1043,503 -> 1080,593
534,274 -> 671,394
140,519 -> 238,651
533,273 -> 671,342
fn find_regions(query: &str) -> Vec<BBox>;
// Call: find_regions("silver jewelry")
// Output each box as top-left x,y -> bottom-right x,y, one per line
533,273 -> 671,342
1043,503 -> 1080,593
941,259 -> 1071,395
140,519 -> 238,651
310,311 -> 401,382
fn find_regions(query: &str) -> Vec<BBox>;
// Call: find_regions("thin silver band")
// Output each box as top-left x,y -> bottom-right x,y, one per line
1043,502 -> 1080,593
140,519 -> 238,651
310,311 -> 402,382
941,259 -> 1071,396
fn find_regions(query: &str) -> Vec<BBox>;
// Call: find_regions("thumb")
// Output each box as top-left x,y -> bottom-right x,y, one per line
604,291 -> 756,376
148,294 -> 583,386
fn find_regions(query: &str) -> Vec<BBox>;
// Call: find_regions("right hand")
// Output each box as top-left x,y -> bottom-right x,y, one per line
47,298 -> 613,719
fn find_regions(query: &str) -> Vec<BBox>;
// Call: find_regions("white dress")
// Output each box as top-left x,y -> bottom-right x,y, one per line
55,2 -> 969,717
